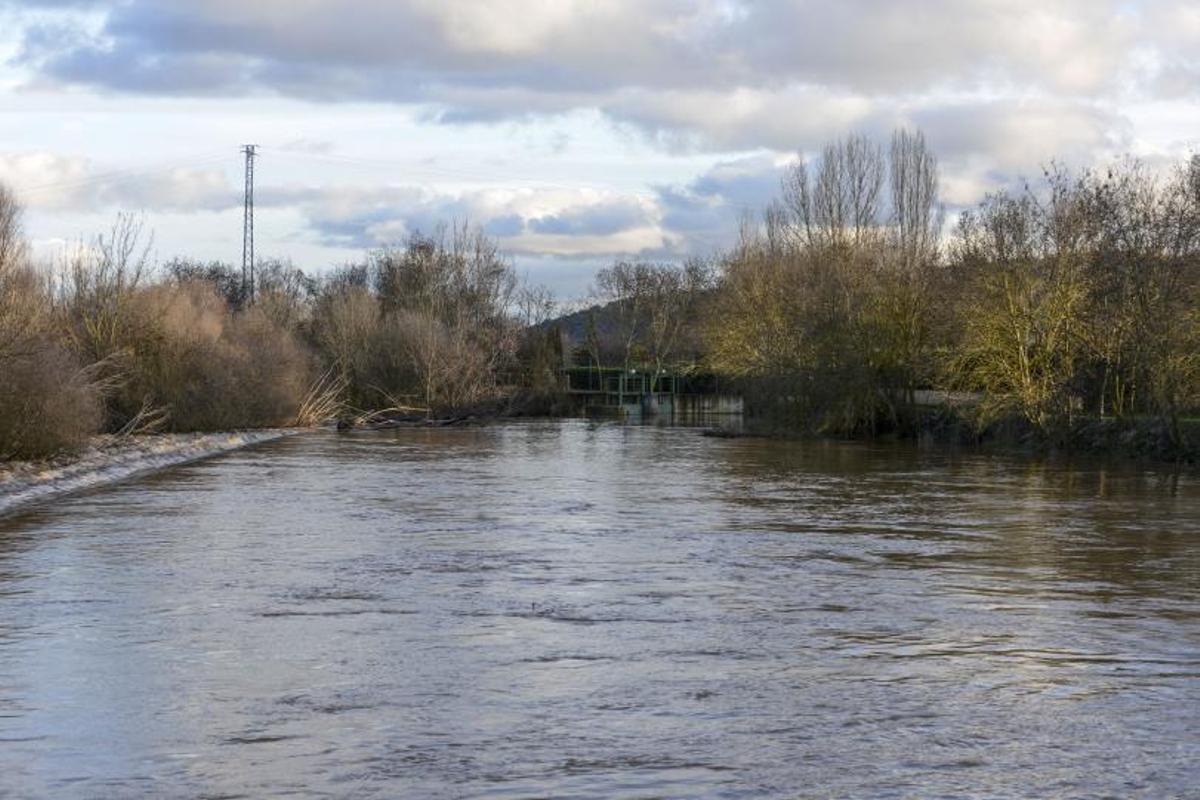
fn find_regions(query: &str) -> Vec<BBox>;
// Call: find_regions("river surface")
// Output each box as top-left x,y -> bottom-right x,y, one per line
0,421 -> 1197,798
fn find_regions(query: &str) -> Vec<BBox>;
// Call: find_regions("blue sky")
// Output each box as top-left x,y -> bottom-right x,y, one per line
1,0 -> 1198,296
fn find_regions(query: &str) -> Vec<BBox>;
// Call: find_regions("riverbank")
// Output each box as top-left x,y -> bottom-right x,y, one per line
0,430 -> 294,516
3,408 -> 1192,519
716,408 -> 1200,466
927,411 -> 1200,465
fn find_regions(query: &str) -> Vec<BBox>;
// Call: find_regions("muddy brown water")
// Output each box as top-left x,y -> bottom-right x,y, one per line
0,421 -> 1197,798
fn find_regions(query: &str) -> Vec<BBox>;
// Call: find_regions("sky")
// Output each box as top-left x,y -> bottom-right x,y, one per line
1,1 -> 1198,296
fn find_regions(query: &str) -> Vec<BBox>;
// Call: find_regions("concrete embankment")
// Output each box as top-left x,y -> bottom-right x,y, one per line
0,430 -> 294,516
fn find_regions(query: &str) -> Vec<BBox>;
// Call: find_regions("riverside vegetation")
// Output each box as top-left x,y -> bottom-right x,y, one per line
0,193 -> 561,461
1,129 -> 1198,462
707,132 -> 1200,460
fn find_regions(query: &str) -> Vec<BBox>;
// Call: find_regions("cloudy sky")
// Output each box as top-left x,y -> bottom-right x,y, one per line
1,1 -> 1198,294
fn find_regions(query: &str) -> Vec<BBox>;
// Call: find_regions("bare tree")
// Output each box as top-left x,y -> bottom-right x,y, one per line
316,222 -> 523,413
643,260 -> 712,390
950,183 -> 1090,434
0,185 -> 103,456
0,185 -> 27,272
584,308 -> 602,371
515,283 -> 549,325
255,257 -> 316,329
782,133 -> 884,251
889,129 -> 943,270
60,212 -> 154,365
0,185 -> 42,364
594,261 -> 652,371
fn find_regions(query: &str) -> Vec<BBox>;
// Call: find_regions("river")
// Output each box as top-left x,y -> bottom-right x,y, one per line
0,421 -> 1197,798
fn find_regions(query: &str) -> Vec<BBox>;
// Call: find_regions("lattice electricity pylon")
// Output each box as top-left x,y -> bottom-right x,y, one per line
241,144 -> 258,304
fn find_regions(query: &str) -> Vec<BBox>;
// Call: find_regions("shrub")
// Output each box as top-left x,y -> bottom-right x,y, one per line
0,340 -> 103,460
0,266 -> 100,459
0,187 -> 103,458
102,282 -> 314,432
311,227 -> 521,415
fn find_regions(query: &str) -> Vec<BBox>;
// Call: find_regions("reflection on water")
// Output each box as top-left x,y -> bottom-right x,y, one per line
0,421 -> 1197,798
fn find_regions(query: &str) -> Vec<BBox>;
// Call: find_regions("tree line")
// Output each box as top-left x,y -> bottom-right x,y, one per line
568,132 -> 1200,456
2,130 -> 1198,461
706,132 -> 1199,455
0,195 -> 558,460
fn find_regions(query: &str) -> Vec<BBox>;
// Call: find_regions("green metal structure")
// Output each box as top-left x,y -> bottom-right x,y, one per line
560,365 -> 723,413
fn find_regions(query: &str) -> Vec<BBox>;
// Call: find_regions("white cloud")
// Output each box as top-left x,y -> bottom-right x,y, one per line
4,0 -> 1199,284
269,183 -> 673,258
0,151 -> 235,212
9,1 -> 1170,161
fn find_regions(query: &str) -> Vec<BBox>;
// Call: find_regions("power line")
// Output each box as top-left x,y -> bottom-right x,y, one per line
11,152 -> 230,198
261,146 -> 763,215
262,147 -> 642,195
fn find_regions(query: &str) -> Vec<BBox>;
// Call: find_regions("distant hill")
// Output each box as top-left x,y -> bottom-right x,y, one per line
541,300 -> 621,344
541,291 -> 713,366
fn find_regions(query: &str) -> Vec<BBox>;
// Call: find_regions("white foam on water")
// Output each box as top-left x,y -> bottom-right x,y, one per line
0,430 -> 294,516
